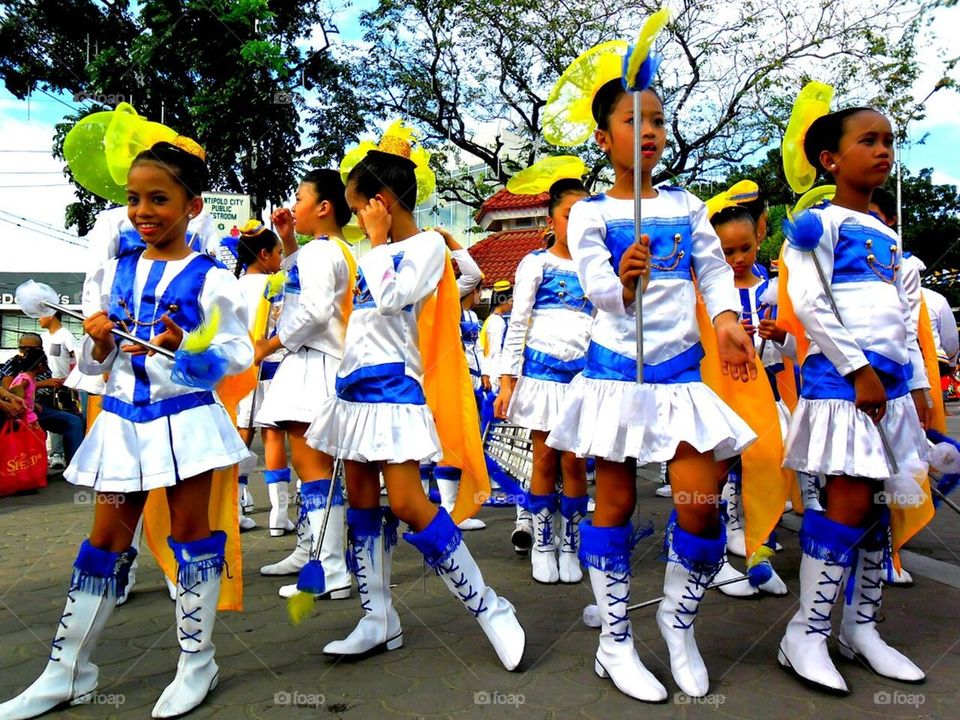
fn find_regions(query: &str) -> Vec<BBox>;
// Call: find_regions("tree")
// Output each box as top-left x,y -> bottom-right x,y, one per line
352,0 -> 939,208
0,0 -> 370,234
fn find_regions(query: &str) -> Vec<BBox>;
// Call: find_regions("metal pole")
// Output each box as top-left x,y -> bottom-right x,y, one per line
633,90 -> 644,383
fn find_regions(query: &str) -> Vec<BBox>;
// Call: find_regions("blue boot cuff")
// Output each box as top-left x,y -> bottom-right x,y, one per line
301,478 -> 344,511
559,494 -> 589,519
521,492 -> 558,514
403,508 -> 462,569
264,468 -> 292,484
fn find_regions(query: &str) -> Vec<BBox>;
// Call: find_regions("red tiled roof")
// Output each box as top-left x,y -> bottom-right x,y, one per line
476,189 -> 549,221
468,229 -> 545,288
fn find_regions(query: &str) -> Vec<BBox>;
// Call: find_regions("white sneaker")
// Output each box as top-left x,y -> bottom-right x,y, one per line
47,453 -> 66,469
655,484 -> 673,498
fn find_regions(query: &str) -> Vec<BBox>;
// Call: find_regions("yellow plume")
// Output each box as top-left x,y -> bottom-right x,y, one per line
181,304 -> 220,353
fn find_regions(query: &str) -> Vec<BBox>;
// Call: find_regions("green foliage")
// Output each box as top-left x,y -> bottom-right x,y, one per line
351,0 -> 935,208
0,0 -> 369,232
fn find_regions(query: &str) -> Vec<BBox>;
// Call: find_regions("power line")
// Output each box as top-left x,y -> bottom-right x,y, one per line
0,183 -> 72,188
0,171 -> 64,175
0,209 -> 78,235
0,216 -> 86,247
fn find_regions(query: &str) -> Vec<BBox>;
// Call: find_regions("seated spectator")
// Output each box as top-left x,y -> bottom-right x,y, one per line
2,333 -> 84,465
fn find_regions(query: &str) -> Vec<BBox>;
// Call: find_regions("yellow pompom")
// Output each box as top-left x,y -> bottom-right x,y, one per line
265,270 -> 287,299
287,590 -> 317,625
782,81 -> 835,194
181,304 -> 220,354
746,545 -> 776,570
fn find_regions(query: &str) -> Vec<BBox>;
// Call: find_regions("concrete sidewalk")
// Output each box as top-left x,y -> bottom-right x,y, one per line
2,433 -> 959,719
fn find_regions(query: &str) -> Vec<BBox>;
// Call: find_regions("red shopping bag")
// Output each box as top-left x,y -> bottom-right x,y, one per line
0,420 -> 48,496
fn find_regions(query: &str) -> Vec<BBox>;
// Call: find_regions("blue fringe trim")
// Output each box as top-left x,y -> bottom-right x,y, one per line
798,511 -> 862,569
579,520 -> 635,575
419,463 -> 434,481
521,492 -> 558,514
383,510 -> 399,551
168,531 -> 226,587
69,540 -> 133,599
662,511 -> 725,576
559,495 -> 589,520
300,478 -> 344,511
433,465 -> 462,481
860,509 -> 890,552
264,468 -> 291,485
403,508 -> 462,569
346,507 -> 384,575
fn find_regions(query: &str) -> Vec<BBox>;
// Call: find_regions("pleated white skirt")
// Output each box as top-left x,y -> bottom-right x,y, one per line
546,375 -> 756,463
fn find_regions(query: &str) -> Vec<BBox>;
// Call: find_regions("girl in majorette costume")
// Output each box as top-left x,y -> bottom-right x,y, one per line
542,41 -> 757,700
479,281 -> 535,551
305,125 -> 525,670
254,169 -> 354,602
494,165 -> 593,585
232,221 -> 295,535
777,104 -> 931,692
708,185 -> 790,597
0,139 -> 252,720
425,227 -> 487,531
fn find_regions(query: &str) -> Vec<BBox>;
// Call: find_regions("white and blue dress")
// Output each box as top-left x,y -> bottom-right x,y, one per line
782,204 -> 928,479
547,187 -> 755,462
500,250 -> 594,432
255,237 -> 350,426
306,231 -> 449,463
68,249 -> 252,492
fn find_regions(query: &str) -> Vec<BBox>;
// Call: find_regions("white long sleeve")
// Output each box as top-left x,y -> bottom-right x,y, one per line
568,199 -> 629,316
359,232 -> 445,315
784,237 -> 870,377
277,240 -> 343,353
894,259 -> 928,391
452,248 -> 482,297
499,253 -> 541,377
481,313 -> 507,378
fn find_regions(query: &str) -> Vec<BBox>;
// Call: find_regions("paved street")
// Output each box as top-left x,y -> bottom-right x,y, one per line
3,419 -> 960,719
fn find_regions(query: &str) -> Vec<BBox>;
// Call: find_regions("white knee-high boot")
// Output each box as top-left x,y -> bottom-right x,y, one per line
525,492 -> 559,584
0,541 -> 135,720
264,468 -> 295,536
152,532 -> 226,718
436,465 -> 486,530
405,509 -> 525,671
581,520 -> 667,703
279,478 -> 350,599
324,508 -> 403,657
657,512 -> 725,698
778,510 -> 861,694
838,514 -> 924,682
558,494 -> 587,584
721,473 -> 745,557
